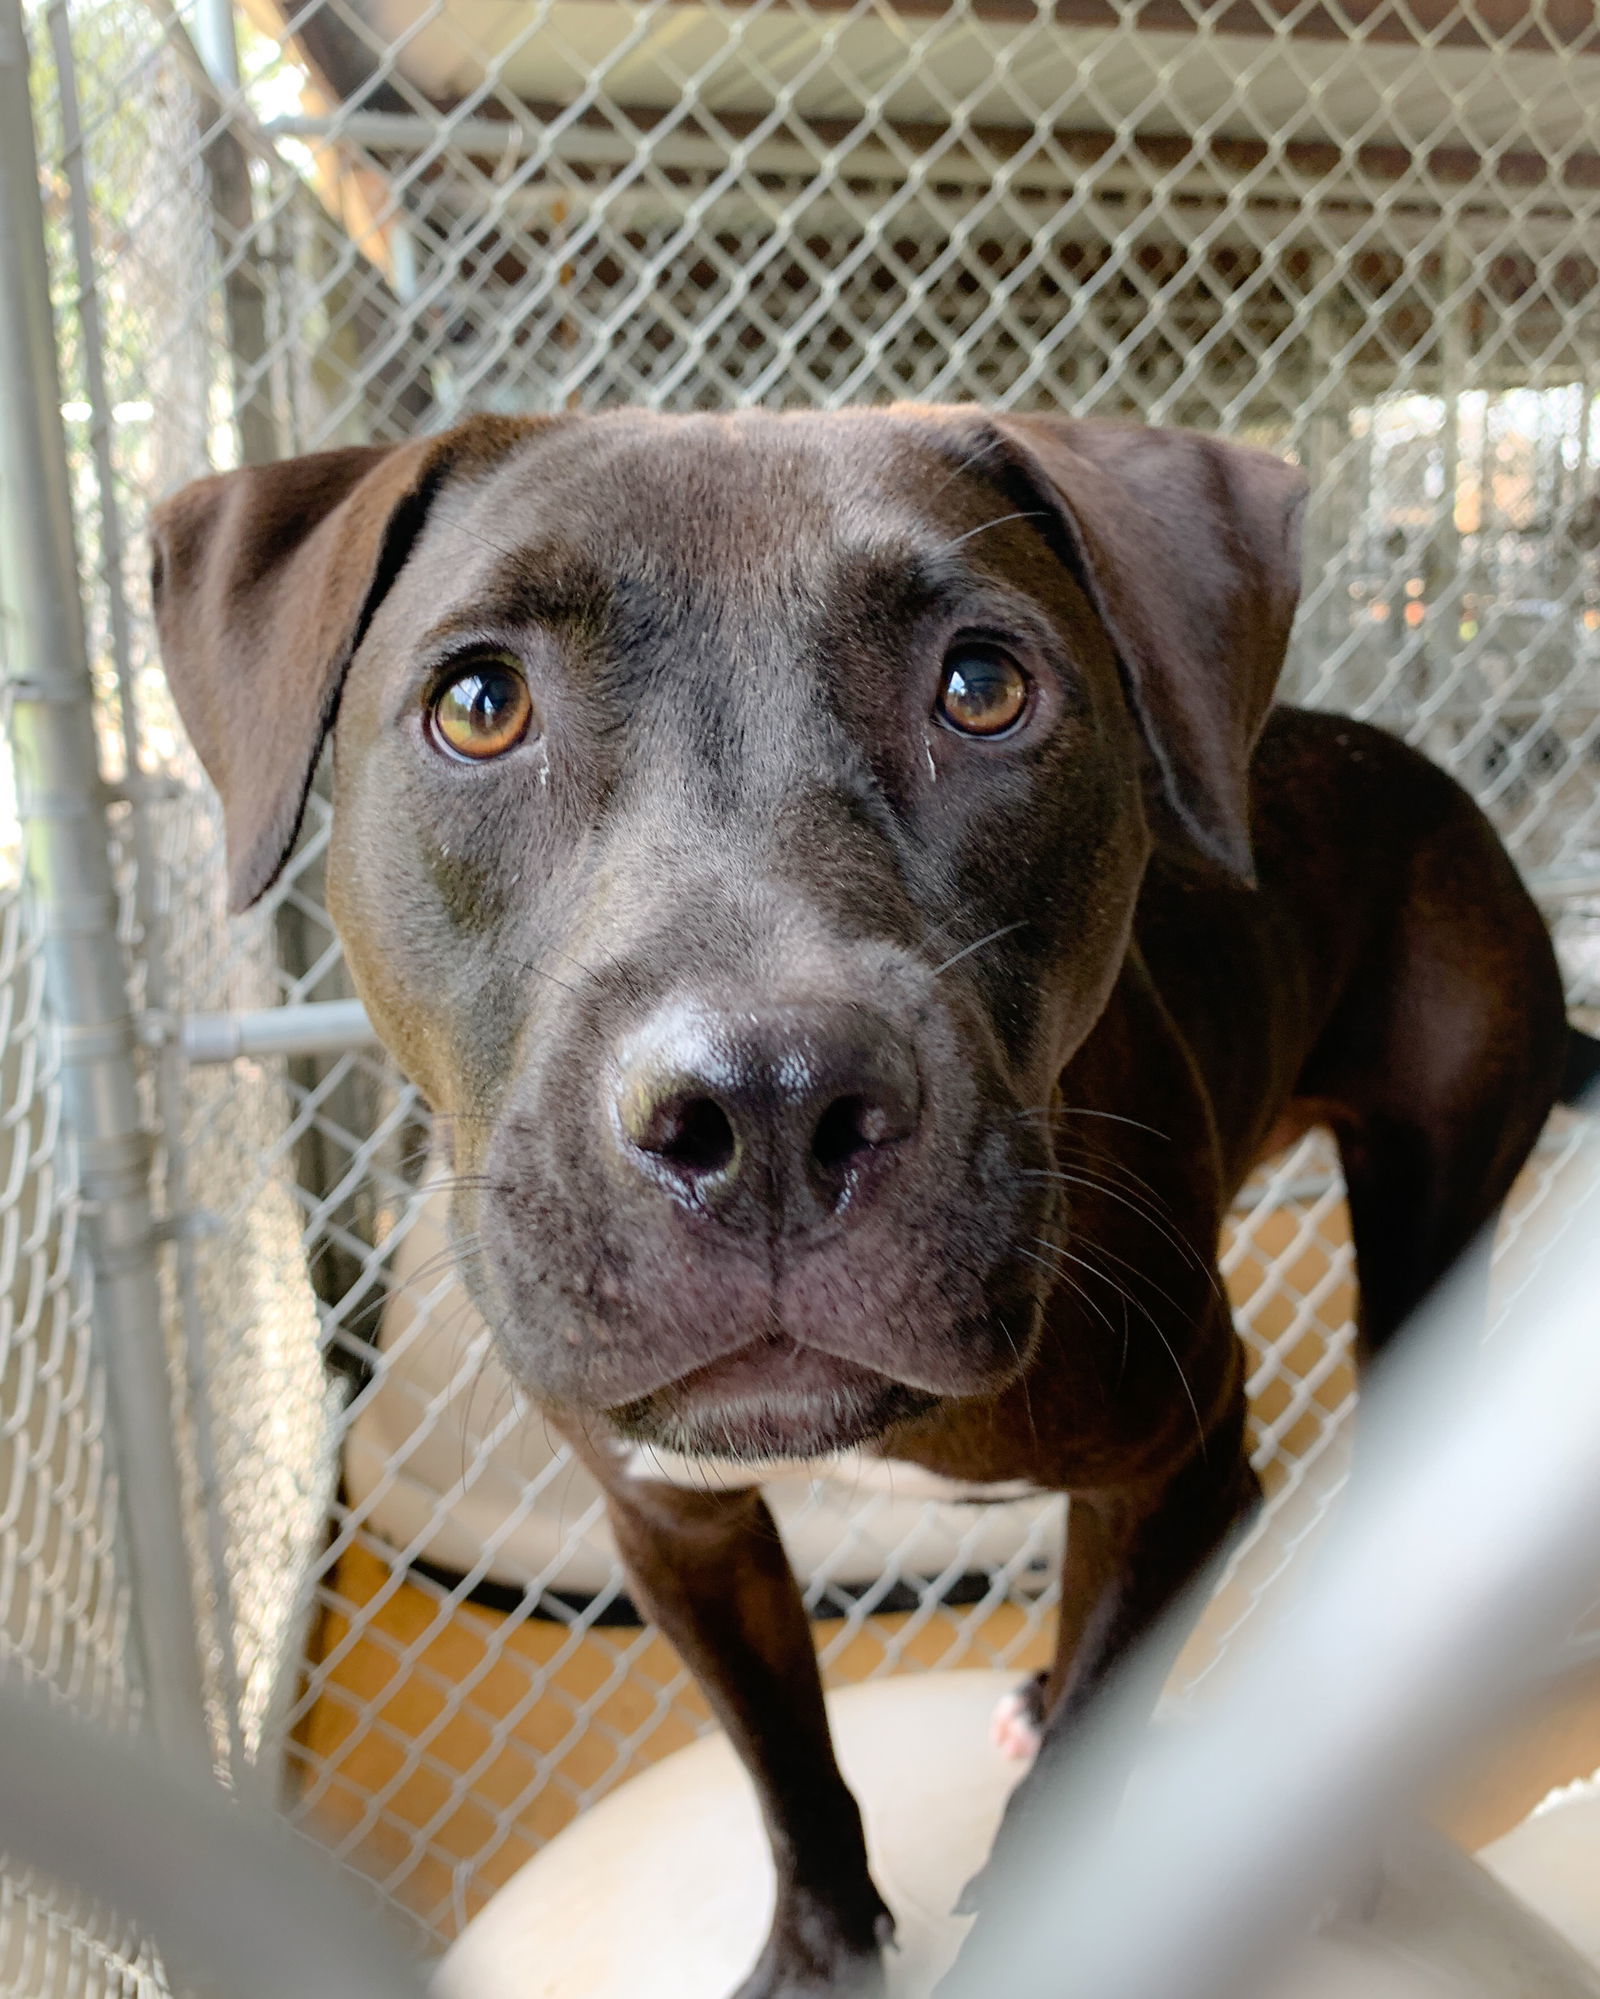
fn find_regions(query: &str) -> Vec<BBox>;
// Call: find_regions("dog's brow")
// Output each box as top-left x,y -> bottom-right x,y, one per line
830,543 -> 1067,657
418,571 -> 614,647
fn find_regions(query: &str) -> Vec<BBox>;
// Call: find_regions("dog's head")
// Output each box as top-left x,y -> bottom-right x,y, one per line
152,408 -> 1303,1460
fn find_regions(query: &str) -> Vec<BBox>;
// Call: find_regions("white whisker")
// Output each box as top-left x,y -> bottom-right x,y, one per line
940,509 -> 1048,552
932,919 -> 1026,977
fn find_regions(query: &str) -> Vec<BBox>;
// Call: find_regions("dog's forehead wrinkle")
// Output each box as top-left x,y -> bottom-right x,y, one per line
448,410 -> 984,590
499,415 -> 847,569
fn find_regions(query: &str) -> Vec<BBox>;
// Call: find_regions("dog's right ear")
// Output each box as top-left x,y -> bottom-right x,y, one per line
151,415 -> 543,912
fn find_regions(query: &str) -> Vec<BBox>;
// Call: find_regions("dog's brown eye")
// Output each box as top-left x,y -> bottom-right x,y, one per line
428,657 -> 535,761
936,643 -> 1031,738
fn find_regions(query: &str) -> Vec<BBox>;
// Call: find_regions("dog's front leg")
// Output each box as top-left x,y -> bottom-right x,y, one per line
566,1431 -> 892,1999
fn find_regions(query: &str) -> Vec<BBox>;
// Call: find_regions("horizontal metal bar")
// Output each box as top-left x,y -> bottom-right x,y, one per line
262,111 -> 1600,233
407,183 -> 1598,260
268,109 -> 636,165
178,997 -> 375,1064
1232,1173 -> 1340,1212
264,106 -> 1600,196
1233,1117 -> 1596,1217
1408,699 -> 1600,721
173,893 -> 1597,1073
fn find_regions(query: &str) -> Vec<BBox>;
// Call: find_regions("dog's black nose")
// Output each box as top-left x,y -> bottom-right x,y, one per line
612,1000 -> 921,1232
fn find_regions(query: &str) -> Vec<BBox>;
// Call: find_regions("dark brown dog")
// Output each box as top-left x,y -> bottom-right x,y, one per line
152,408 -> 1587,1997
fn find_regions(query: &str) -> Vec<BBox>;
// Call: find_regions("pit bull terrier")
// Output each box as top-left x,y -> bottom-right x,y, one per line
152,407 -> 1593,1996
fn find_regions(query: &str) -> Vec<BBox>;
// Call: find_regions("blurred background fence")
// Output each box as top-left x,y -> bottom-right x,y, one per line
1,0 -> 1599,1988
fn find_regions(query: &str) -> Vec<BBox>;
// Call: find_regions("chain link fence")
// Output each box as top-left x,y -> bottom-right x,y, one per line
2,0 -> 1599,1986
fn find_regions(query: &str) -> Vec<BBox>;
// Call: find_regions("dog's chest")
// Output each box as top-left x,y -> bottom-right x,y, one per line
623,1442 -> 1040,1503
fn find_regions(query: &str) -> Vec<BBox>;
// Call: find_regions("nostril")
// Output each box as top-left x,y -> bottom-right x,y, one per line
810,1091 -> 914,1178
811,1095 -> 875,1174
635,1094 -> 737,1179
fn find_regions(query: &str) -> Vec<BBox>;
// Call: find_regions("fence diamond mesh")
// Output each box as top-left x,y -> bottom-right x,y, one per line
3,0 -> 1599,1981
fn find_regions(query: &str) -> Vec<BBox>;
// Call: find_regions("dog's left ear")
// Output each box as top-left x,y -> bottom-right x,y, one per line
151,415 -> 543,911
990,415 -> 1308,886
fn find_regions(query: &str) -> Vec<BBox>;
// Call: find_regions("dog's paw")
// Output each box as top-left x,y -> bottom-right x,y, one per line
729,1904 -> 893,1999
730,1958 -> 883,1999
989,1669 -> 1046,1762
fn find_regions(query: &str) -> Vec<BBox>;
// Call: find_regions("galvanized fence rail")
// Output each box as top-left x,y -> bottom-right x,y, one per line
0,0 -> 1598,1990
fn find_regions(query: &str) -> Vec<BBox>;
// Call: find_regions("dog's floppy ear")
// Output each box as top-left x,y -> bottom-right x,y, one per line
988,414 -> 1307,885
151,414 -> 542,911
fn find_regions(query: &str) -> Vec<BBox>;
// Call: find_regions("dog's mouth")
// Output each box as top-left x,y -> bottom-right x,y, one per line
604,1333 -> 934,1463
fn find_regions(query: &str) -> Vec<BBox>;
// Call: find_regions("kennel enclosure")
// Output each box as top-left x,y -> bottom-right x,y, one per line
1,0 -> 1599,1985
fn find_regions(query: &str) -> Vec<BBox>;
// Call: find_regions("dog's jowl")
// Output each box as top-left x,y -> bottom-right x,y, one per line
153,407 -> 1590,1998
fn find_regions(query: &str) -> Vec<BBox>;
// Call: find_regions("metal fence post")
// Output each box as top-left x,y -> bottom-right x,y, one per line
0,0 -> 210,1759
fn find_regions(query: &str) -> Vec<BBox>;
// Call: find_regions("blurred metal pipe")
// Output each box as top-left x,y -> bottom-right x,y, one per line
45,0 -> 251,1790
0,1670 -> 427,1999
192,0 -> 240,94
944,1094 -> 1600,1999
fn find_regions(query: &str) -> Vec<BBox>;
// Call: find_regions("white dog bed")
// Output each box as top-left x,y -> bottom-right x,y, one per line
434,1671 -> 1017,1999
434,1672 -> 1600,1999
